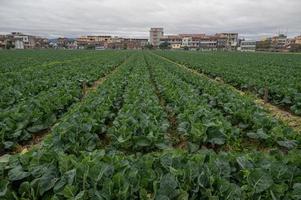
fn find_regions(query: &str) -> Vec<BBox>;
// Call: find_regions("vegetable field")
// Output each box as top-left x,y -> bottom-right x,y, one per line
155,51 -> 301,115
1,50 -> 301,199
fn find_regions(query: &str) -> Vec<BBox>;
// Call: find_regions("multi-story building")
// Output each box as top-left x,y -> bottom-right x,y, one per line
295,35 -> 301,45
0,35 -> 7,49
271,34 -> 287,50
159,33 -> 230,51
239,40 -> 256,52
14,39 -> 24,49
289,35 -> 301,52
179,34 -> 205,38
76,35 -> 112,49
217,33 -> 238,50
123,38 -> 148,49
199,36 -> 218,51
34,37 -> 49,49
181,37 -> 192,47
149,28 -> 164,47
11,32 -> 36,49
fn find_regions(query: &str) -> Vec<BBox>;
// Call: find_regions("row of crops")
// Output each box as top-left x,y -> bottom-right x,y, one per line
0,50 -> 131,152
0,51 -> 301,199
0,50 -> 97,73
155,51 -> 301,115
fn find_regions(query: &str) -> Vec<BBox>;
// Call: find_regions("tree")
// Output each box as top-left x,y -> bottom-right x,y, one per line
123,43 -> 128,50
6,40 -> 14,49
183,46 -> 189,51
159,41 -> 170,49
144,44 -> 153,50
86,44 -> 95,50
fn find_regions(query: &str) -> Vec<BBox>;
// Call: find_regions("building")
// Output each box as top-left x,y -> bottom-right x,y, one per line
123,38 -> 148,49
199,36 -> 218,51
57,37 -> 69,48
239,40 -> 256,52
0,35 -> 6,49
181,37 -> 192,48
11,33 -> 36,49
34,37 -> 49,49
76,35 -> 112,49
289,35 -> 301,52
160,35 -> 182,49
14,39 -> 24,49
159,32 -> 231,51
295,35 -> 301,45
149,28 -> 164,47
271,34 -> 287,50
217,33 -> 238,50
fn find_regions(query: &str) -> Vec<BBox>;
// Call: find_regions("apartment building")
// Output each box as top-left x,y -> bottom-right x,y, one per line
199,36 -> 218,51
160,35 -> 182,49
288,35 -> 301,52
271,34 -> 287,49
216,33 -> 238,50
11,33 -> 36,49
76,35 -> 112,48
295,36 -> 301,45
123,38 -> 148,49
159,33 -> 229,50
239,40 -> 256,52
149,28 -> 164,47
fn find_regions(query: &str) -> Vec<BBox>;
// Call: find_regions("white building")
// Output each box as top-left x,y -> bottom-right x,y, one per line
239,40 -> 256,52
149,28 -> 164,47
14,39 -> 24,49
218,33 -> 238,50
12,33 -> 35,49
181,37 -> 192,47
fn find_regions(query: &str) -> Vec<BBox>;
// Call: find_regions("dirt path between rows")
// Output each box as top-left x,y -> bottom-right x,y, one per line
152,52 -> 301,132
144,54 -> 187,149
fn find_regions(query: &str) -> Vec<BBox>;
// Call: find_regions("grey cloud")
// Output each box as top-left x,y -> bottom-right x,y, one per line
0,0 -> 300,39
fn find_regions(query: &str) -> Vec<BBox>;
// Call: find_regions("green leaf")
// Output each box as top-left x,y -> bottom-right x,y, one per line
38,169 -> 59,195
3,141 -> 14,149
27,124 -> 47,133
157,173 -> 178,198
247,129 -> 269,140
135,136 -> 151,147
18,181 -> 31,197
63,185 -> 77,198
277,140 -> 298,149
0,179 -> 9,197
0,154 -> 11,163
8,166 -> 30,181
74,190 -> 86,200
292,183 -> 301,199
249,169 -> 273,194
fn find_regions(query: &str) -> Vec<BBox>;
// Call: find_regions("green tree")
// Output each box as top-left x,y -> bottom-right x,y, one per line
183,46 -> 189,51
144,44 -> 153,50
6,40 -> 15,49
159,41 -> 170,49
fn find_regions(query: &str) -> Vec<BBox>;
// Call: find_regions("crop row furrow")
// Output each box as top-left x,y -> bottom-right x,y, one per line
107,54 -> 170,152
43,56 -> 135,154
144,54 -> 185,149
147,53 -> 300,151
0,53 -> 131,153
0,51 -> 130,109
155,51 -> 301,116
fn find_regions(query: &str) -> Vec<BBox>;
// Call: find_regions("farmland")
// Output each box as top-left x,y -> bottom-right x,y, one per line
1,50 -> 301,199
155,51 -> 301,115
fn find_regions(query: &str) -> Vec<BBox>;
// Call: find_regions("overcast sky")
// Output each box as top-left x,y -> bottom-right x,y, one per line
0,0 -> 300,39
